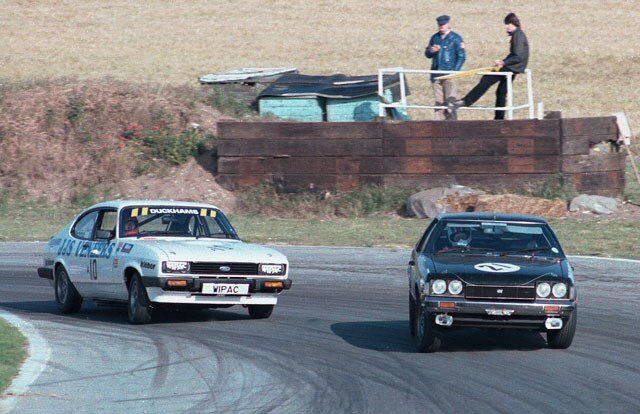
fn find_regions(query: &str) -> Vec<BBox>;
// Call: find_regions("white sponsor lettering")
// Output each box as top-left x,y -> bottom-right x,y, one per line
149,208 -> 200,215
474,263 -> 521,273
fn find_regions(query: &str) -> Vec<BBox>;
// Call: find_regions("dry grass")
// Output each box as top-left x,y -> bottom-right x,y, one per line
1,1 -> 638,122
0,79 -> 227,202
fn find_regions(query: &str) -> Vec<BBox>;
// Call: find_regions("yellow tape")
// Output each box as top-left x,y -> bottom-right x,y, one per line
141,207 -> 148,216
435,66 -> 502,81
131,208 -> 139,217
200,209 -> 207,216
210,210 -> 217,217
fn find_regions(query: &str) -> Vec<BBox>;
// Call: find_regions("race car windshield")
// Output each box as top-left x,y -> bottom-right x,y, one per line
427,220 -> 563,257
118,206 -> 239,239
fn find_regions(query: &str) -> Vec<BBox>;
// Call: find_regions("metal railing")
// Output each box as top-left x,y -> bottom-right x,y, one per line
378,67 -> 536,120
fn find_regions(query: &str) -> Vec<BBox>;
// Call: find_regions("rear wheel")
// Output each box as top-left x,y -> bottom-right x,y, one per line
128,273 -> 153,324
55,267 -> 83,313
414,305 -> 441,353
248,305 -> 274,319
547,309 -> 577,349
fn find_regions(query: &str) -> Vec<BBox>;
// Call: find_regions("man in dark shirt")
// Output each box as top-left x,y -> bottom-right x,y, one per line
425,15 -> 466,120
451,13 -> 529,120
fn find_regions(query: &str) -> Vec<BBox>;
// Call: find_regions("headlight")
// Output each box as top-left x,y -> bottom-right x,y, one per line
536,282 -> 551,298
163,261 -> 190,273
552,283 -> 567,298
431,279 -> 447,295
448,280 -> 463,295
259,263 -> 286,276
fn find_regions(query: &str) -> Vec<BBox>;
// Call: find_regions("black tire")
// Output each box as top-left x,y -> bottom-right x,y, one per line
55,266 -> 83,313
128,273 -> 153,324
409,293 -> 417,337
547,308 -> 577,349
414,305 -> 441,353
248,305 -> 274,319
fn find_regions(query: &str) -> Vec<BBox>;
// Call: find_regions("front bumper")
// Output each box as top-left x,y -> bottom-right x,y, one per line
141,276 -> 291,306
424,297 -> 576,330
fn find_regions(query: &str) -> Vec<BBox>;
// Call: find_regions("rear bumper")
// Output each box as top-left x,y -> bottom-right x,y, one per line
424,297 -> 576,330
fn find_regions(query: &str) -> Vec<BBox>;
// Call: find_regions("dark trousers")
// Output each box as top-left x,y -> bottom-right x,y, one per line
463,73 -> 517,120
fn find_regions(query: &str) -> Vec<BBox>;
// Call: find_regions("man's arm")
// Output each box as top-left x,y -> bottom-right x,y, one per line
502,30 -> 526,67
453,35 -> 466,71
425,34 -> 437,59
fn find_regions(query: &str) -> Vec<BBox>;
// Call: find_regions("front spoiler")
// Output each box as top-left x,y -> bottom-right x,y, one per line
423,297 -> 576,329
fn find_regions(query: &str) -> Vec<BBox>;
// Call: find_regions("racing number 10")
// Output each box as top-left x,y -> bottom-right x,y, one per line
90,259 -> 98,280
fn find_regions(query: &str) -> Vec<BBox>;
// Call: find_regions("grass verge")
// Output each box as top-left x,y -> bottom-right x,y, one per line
0,318 -> 27,394
1,202 -> 638,259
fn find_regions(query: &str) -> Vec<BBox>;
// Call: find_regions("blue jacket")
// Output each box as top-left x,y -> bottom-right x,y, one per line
425,31 -> 466,81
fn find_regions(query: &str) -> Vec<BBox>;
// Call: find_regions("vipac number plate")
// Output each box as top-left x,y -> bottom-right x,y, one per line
202,283 -> 249,295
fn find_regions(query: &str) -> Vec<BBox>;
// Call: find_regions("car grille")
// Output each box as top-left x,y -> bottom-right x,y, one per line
465,285 -> 535,301
189,262 -> 259,275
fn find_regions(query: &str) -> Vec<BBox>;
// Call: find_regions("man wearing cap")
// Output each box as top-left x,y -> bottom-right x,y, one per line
425,15 -> 466,120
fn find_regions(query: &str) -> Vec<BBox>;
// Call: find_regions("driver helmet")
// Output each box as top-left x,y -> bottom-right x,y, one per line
447,226 -> 472,247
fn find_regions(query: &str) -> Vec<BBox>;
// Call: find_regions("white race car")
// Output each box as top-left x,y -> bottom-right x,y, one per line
38,200 -> 291,324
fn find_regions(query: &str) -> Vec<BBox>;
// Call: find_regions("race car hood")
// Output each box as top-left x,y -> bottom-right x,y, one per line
134,238 -> 288,264
431,254 -> 565,285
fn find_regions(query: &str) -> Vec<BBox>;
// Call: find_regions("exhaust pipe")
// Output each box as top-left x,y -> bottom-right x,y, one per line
545,317 -> 563,330
435,314 -> 453,327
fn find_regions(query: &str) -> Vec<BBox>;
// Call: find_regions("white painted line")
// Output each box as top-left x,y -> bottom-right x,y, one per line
0,309 -> 51,414
568,255 -> 640,265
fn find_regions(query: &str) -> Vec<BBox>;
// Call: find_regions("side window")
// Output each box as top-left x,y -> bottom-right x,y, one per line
72,210 -> 99,240
96,210 -> 117,239
417,219 -> 438,252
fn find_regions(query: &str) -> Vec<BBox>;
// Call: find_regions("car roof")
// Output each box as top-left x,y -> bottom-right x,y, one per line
436,212 -> 548,224
86,199 -> 222,211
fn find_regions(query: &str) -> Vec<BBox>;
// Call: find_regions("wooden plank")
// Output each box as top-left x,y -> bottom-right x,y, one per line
566,171 -> 625,197
264,157 -> 384,175
383,156 -> 558,174
561,117 -> 617,136
218,138 -> 383,157
383,119 -> 560,139
218,121 -> 383,140
561,153 -> 626,173
561,134 -> 620,155
384,136 -> 559,156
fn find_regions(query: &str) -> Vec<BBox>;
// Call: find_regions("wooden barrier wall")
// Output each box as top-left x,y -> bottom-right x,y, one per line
217,117 -> 624,196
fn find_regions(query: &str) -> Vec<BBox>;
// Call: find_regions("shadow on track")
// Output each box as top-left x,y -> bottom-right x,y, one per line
331,320 -> 547,353
0,300 -> 252,325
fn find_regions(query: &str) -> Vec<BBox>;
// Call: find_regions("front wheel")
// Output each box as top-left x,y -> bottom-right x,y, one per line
248,305 -> 274,319
128,273 -> 153,324
55,267 -> 83,313
414,305 -> 441,353
409,293 -> 417,337
547,309 -> 577,349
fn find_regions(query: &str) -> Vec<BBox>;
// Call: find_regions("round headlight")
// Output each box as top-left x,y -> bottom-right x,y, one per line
552,283 -> 567,298
432,279 -> 447,295
448,280 -> 463,295
536,282 -> 551,298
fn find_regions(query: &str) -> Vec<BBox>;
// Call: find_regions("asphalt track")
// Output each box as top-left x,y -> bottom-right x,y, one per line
1,243 -> 639,414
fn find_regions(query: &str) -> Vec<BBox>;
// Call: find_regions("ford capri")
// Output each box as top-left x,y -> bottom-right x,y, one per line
408,213 -> 576,352
38,200 -> 291,324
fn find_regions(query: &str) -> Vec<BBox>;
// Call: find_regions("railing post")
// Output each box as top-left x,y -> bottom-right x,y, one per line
378,69 -> 385,117
526,69 -> 534,119
399,68 -> 407,107
506,72 -> 513,120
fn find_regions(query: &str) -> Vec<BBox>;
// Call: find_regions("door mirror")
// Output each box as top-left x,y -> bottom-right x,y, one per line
95,229 -> 114,240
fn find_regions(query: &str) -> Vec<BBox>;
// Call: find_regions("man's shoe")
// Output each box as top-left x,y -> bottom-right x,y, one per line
447,97 -> 466,107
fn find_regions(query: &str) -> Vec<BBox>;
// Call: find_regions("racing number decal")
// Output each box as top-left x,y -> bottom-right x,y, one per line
90,259 -> 98,280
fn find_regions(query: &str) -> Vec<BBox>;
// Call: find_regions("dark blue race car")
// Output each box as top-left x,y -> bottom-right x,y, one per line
408,213 -> 577,352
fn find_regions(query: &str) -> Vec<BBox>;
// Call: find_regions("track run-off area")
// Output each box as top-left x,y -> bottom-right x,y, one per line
1,243 -> 639,413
